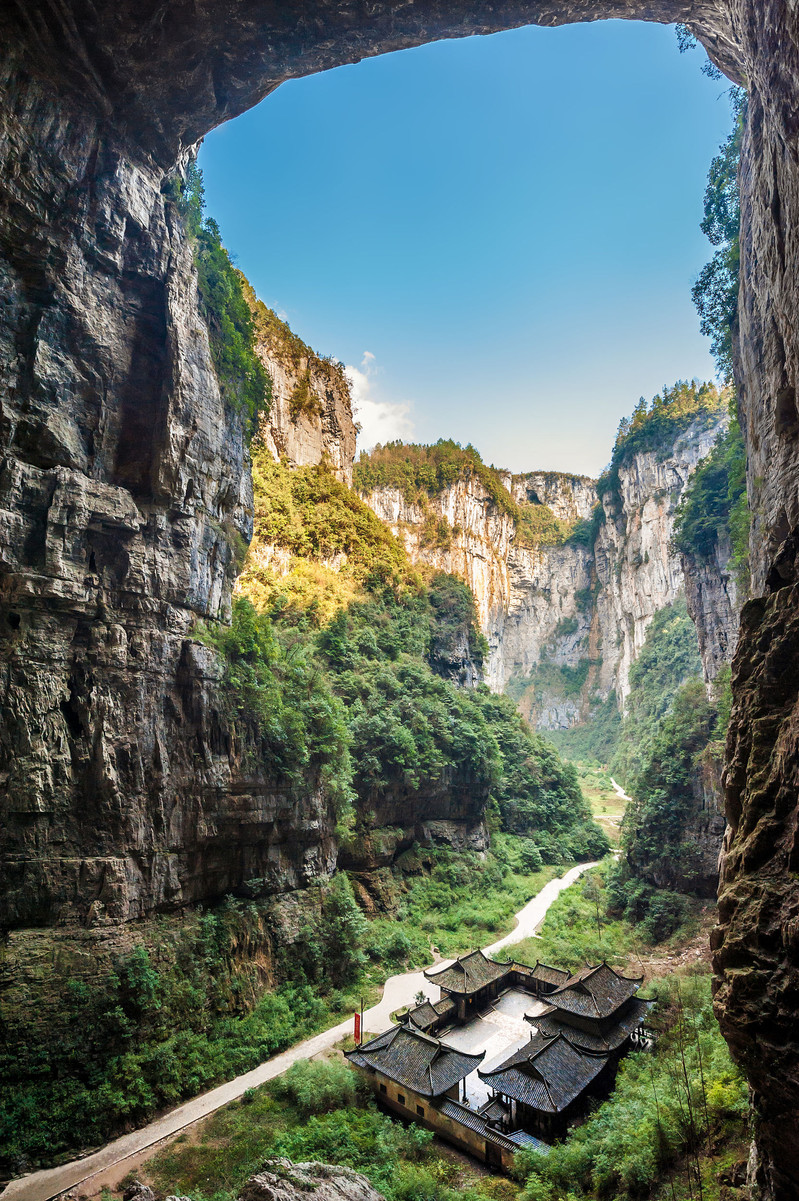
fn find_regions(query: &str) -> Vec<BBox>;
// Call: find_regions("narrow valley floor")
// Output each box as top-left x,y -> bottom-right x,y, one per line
2,862 -> 599,1201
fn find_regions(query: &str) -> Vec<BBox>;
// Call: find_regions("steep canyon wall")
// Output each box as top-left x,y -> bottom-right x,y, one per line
361,415 -> 727,728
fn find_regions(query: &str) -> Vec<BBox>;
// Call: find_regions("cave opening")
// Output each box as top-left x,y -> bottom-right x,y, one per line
196,19 -> 732,476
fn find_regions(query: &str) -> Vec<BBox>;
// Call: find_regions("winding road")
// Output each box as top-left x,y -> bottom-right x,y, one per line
2,859 -> 598,1201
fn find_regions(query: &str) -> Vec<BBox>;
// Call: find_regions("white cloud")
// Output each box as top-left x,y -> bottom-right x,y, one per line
346,352 -> 415,450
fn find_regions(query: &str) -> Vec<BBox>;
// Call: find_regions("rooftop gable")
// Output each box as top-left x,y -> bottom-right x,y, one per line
479,1031 -> 608,1113
346,1024 -> 483,1097
536,997 -> 651,1052
425,949 -> 511,995
548,962 -> 642,1020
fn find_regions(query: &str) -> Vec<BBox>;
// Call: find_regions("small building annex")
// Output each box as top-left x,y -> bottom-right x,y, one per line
345,950 -> 650,1171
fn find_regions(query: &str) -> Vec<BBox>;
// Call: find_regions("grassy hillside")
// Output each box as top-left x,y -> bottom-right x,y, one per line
234,441 -> 608,862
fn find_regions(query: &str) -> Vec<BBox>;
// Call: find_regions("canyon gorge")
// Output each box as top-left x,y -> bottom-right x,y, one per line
2,1 -> 799,1197
358,410 -> 731,719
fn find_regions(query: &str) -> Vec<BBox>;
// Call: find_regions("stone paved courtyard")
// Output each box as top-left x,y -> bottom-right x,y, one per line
439,988 -> 551,1108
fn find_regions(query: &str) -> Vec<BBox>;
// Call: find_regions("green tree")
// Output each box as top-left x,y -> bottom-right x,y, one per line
692,90 -> 746,382
173,160 -> 269,431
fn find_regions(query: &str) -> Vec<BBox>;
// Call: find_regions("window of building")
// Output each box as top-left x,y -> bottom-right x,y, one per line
398,1093 -> 405,1105
416,1105 -> 425,1117
379,1083 -> 387,1094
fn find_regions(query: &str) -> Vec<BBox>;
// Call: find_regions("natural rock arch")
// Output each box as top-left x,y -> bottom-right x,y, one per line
2,3 -> 799,1198
0,2 -> 739,165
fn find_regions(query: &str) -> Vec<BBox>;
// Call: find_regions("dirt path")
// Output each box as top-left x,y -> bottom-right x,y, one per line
2,860 -> 595,1201
610,776 -> 633,804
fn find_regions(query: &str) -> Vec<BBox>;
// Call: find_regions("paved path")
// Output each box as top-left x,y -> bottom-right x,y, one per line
484,861 -> 598,955
2,860 -> 596,1201
610,776 -> 634,804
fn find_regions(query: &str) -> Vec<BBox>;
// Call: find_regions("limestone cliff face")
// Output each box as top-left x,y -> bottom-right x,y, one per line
362,478 -> 514,691
509,471 -> 596,523
339,775 -> 489,874
593,417 -> 726,703
247,297 -> 357,484
361,418 -> 726,728
0,69 -> 338,931
680,534 -> 742,683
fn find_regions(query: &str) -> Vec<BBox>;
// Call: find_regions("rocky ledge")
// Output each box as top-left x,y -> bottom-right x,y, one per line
238,1161 -> 385,1201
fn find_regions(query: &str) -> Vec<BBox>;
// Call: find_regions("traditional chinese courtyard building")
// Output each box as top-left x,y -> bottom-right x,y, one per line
424,950 -> 510,1020
478,1029 -> 611,1139
346,950 -> 649,1171
346,1023 -> 483,1109
423,950 -> 572,1021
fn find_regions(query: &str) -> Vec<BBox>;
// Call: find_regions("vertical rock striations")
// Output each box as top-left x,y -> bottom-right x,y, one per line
359,415 -> 726,728
593,416 -> 725,702
680,534 -> 741,682
0,66 -> 337,931
713,586 -> 799,1198
244,287 -> 357,484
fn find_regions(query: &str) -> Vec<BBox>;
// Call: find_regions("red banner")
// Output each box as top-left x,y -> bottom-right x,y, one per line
354,1012 -> 361,1043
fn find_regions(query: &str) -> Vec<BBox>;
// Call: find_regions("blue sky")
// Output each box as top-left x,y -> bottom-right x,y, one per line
199,19 -> 734,478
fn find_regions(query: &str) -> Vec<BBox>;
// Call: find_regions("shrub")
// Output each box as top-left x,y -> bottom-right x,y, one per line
175,161 -> 269,433
197,596 -> 354,816
272,1059 -> 362,1116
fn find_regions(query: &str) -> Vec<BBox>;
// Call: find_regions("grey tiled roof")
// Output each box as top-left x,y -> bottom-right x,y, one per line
438,1098 -> 519,1151
537,997 -> 651,1052
480,1097 -> 509,1122
479,1032 -> 609,1114
548,962 -> 642,1020
529,961 -> 571,987
425,950 -> 510,995
403,996 -> 457,1033
403,1001 -> 439,1031
507,1129 -> 551,1153
508,959 -> 570,988
346,1025 -> 483,1097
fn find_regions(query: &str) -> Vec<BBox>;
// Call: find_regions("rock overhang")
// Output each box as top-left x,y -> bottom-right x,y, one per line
1,1 -> 740,168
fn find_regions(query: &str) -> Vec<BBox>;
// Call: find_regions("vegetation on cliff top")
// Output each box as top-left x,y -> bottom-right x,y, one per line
173,162 -> 269,432
597,380 -> 728,504
238,274 -> 348,387
353,439 -> 576,548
